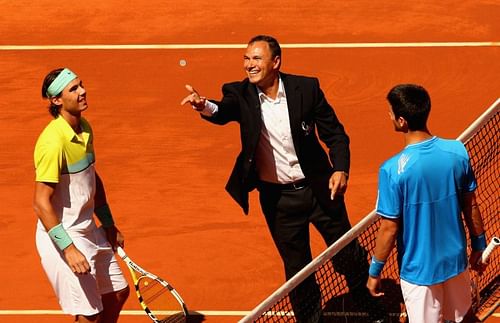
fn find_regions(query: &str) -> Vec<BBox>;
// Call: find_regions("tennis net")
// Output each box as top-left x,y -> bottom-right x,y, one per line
240,98 -> 499,323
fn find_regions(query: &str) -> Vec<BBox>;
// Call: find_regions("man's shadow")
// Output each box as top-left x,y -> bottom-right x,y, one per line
186,311 -> 206,323
158,311 -> 205,323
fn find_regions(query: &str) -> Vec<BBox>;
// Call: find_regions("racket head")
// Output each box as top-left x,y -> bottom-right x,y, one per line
116,247 -> 188,322
136,274 -> 188,322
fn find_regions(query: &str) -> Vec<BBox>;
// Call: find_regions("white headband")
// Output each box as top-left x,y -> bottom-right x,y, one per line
46,68 -> 77,97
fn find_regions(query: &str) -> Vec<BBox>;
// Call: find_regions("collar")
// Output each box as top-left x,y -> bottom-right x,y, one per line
54,115 -> 90,144
405,136 -> 437,149
257,77 -> 285,103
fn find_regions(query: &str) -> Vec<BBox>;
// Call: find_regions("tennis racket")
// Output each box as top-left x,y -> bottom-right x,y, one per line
471,237 -> 499,317
480,236 -> 499,264
116,246 -> 188,323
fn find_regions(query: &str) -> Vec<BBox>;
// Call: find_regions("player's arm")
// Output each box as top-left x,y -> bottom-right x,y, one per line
373,217 -> 399,262
462,191 -> 487,271
367,216 -> 399,297
33,181 -> 90,274
94,171 -> 124,249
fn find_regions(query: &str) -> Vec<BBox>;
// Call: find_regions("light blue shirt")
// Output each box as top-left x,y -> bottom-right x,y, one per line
376,136 -> 477,285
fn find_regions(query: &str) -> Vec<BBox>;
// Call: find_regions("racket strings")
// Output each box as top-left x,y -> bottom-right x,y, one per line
139,278 -> 169,304
138,276 -> 186,321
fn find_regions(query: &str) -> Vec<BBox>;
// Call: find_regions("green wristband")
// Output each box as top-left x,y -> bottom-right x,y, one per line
48,223 -> 73,250
95,204 -> 115,228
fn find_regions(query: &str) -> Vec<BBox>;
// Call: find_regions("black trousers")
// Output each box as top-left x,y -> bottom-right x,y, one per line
258,183 -> 369,322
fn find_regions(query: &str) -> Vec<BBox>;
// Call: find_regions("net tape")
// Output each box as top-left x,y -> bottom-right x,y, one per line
241,98 -> 499,322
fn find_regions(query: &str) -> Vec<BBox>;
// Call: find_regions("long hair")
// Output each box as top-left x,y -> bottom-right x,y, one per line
41,68 -> 65,118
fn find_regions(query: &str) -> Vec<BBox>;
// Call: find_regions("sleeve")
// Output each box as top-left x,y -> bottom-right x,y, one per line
201,82 -> 242,125
34,139 -> 62,183
375,166 -> 402,219
200,100 -> 219,117
462,145 -> 477,193
312,78 -> 350,172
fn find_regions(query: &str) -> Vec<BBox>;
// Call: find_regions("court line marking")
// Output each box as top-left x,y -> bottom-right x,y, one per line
0,310 -> 498,317
0,310 -> 248,316
0,41 -> 499,50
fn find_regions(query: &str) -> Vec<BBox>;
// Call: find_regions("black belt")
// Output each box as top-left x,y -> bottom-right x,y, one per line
259,178 -> 309,191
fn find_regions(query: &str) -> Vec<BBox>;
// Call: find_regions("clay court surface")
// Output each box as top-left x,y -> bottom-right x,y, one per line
0,1 -> 498,322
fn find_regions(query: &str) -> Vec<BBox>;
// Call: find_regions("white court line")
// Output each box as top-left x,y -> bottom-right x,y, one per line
0,310 -> 247,316
0,41 -> 499,50
0,310 -> 498,317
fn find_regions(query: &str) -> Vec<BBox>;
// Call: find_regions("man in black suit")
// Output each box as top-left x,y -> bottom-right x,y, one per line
181,35 -> 385,322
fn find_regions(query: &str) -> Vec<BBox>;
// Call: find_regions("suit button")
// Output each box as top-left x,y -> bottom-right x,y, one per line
248,158 -> 253,163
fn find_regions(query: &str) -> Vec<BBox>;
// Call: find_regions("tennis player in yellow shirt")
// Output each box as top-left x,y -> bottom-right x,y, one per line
33,68 -> 129,323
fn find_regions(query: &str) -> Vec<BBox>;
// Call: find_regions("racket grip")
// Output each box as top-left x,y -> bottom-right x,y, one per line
480,237 -> 500,264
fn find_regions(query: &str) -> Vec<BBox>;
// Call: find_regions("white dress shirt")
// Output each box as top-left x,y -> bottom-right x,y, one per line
198,78 -> 306,184
254,79 -> 305,183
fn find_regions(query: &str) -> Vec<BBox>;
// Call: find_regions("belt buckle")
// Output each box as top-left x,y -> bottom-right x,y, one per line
292,181 -> 306,190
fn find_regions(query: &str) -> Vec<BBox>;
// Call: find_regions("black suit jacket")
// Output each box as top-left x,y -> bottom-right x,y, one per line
203,73 -> 350,214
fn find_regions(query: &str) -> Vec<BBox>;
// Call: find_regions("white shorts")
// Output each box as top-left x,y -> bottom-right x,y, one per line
36,226 -> 128,316
401,270 -> 471,322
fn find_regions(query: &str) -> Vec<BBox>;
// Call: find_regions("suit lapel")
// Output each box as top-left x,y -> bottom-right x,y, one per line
282,73 -> 303,155
242,82 -> 263,148
244,82 -> 260,114
243,82 -> 261,123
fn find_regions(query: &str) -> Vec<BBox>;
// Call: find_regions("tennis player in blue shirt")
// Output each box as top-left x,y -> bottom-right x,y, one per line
366,84 -> 488,322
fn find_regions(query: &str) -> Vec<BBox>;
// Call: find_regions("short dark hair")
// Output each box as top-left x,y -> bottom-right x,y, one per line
248,35 -> 281,59
387,84 -> 431,131
41,68 -> 65,118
